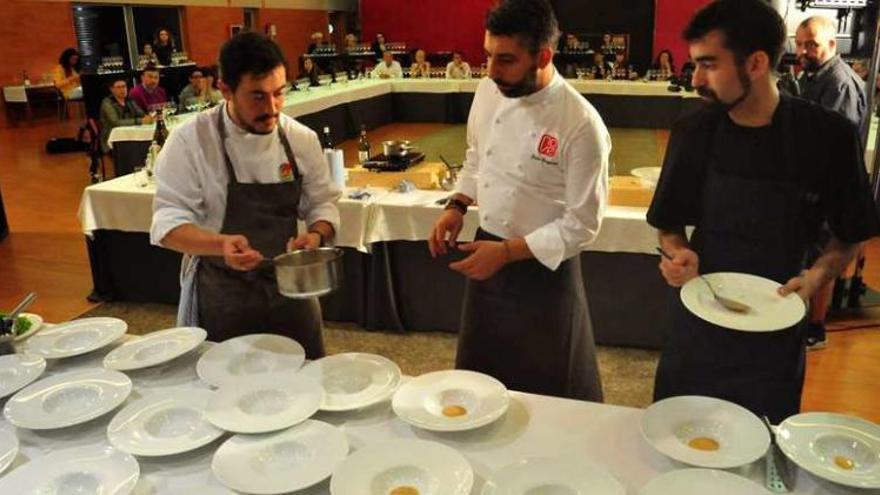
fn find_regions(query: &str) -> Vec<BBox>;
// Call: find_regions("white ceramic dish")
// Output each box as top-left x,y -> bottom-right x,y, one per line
392,369 -> 509,432
776,412 -> 880,489
11,312 -> 43,341
482,457 -> 625,495
681,272 -> 806,332
196,334 -> 305,387
212,419 -> 348,494
641,395 -> 770,469
0,427 -> 19,476
631,166 -> 661,188
0,353 -> 46,399
299,352 -> 401,411
127,341 -> 215,390
20,317 -> 128,359
206,376 -> 323,434
330,438 -> 473,495
0,444 -> 139,494
107,389 -> 224,457
104,327 -> 207,371
639,468 -> 772,495
4,368 -> 132,430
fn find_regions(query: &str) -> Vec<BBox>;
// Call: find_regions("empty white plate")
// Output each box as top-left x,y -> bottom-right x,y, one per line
104,327 -> 207,371
206,376 -> 323,434
108,389 -> 224,457
0,427 -> 18,476
12,312 -> 43,341
681,272 -> 805,332
639,468 -> 771,495
127,341 -> 215,390
0,353 -> 46,399
641,395 -> 769,469
4,368 -> 132,430
482,457 -> 625,495
299,352 -> 402,411
196,334 -> 305,387
212,419 -> 348,494
330,438 -> 473,495
20,317 -> 128,359
776,412 -> 880,489
0,444 -> 139,494
392,369 -> 509,432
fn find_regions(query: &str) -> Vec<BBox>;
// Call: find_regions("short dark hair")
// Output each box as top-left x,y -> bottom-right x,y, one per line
219,31 -> 287,91
107,77 -> 127,90
142,63 -> 160,75
684,0 -> 786,67
485,0 -> 560,55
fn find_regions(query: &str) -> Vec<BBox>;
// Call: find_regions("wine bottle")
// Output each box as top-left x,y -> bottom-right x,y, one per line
358,125 -> 371,163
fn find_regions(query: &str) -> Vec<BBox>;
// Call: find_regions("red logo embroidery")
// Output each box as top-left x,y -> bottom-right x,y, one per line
278,162 -> 293,181
538,134 -> 559,158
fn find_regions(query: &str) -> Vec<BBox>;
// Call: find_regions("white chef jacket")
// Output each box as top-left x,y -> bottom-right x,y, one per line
150,103 -> 341,247
455,71 -> 610,270
371,60 -> 403,79
446,61 -> 472,80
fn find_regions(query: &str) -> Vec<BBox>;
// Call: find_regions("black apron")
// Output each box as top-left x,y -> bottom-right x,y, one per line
653,105 -> 821,424
197,107 -> 325,358
456,228 -> 603,402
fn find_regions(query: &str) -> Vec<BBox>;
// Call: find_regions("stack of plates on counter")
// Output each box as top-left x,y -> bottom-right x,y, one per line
330,438 -> 473,495
196,334 -> 305,387
20,317 -> 128,359
103,326 -> 206,371
392,369 -> 510,432
482,457 -> 625,495
205,375 -> 323,433
299,352 -> 402,411
639,468 -> 772,495
0,353 -> 46,399
0,444 -> 139,494
775,412 -> 880,489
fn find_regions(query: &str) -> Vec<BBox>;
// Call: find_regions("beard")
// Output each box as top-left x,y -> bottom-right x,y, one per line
230,103 -> 278,135
493,64 -> 540,98
799,55 -> 821,73
695,64 -> 752,112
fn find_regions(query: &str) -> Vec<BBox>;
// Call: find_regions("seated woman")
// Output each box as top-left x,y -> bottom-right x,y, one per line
299,57 -> 322,87
141,43 -> 159,68
410,49 -> 431,78
53,48 -> 82,100
651,50 -> 676,80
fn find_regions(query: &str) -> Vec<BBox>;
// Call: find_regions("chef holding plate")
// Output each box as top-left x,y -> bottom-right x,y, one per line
648,0 -> 880,423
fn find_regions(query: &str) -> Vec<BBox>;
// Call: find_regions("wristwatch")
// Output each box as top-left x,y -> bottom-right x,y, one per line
444,197 -> 468,215
307,230 -> 325,247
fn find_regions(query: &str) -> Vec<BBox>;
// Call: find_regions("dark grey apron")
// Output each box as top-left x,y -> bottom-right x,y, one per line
456,228 -> 603,402
653,104 -> 821,424
197,107 -> 325,358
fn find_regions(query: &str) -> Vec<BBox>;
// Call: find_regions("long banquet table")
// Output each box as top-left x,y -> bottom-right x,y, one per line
0,334 -> 862,495
79,174 -> 671,349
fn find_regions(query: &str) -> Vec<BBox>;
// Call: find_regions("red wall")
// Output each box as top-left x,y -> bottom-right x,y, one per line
653,0 -> 711,69
360,0 -> 495,66
182,7 -> 244,66
260,9 -> 329,72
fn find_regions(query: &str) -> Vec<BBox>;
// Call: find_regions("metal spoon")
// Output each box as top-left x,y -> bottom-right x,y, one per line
655,247 -> 751,313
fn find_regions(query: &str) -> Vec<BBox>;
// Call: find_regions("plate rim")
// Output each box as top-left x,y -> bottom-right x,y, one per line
21,317 -> 128,359
0,444 -> 140,494
639,468 -> 772,494
0,353 -> 47,399
481,456 -> 624,495
196,333 -> 306,387
103,326 -> 207,371
299,352 -> 402,411
12,313 -> 43,341
205,376 -> 324,434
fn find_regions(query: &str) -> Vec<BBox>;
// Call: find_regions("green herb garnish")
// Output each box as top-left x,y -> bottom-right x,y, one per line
0,313 -> 32,335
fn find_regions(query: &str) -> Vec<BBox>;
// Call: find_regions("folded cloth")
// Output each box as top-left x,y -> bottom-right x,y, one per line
176,255 -> 200,327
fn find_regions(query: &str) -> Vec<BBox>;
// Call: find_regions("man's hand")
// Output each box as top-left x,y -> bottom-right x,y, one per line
449,241 -> 509,280
659,247 -> 699,287
779,269 -> 824,302
142,114 -> 155,125
429,209 -> 464,257
222,234 -> 263,271
287,232 -> 322,252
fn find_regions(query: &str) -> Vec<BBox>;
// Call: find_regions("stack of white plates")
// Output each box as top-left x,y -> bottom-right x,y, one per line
196,334 -> 305,387
299,352 -> 401,411
104,327 -> 207,371
639,468 -> 771,495
206,376 -> 323,434
0,353 -> 46,399
482,457 -> 625,494
20,317 -> 127,359
0,444 -> 139,494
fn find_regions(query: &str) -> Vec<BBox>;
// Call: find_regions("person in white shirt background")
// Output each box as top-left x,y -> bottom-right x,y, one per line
372,50 -> 403,79
446,51 -> 472,79
410,49 -> 431,78
429,0 -> 610,401
150,32 -> 341,356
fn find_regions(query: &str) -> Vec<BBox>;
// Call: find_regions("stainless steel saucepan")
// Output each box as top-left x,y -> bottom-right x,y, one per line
382,140 -> 415,157
270,248 -> 344,299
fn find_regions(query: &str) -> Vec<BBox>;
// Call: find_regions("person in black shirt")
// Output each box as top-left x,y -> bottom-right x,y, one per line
647,0 -> 879,423
153,28 -> 176,66
372,33 -> 387,61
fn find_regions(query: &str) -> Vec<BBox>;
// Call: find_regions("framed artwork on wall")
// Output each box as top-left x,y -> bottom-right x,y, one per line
229,24 -> 243,38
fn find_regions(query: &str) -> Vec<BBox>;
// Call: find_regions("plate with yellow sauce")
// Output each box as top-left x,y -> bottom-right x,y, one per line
392,370 -> 509,432
776,412 -> 880,489
330,439 -> 473,495
640,395 -> 769,469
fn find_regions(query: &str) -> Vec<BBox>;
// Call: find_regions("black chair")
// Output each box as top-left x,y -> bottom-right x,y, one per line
81,118 -> 105,183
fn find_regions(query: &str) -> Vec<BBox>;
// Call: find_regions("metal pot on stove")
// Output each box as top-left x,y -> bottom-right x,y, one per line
383,140 -> 416,157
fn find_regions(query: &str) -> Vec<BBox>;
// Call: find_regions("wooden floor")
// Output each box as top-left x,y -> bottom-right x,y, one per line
1,117 -> 879,422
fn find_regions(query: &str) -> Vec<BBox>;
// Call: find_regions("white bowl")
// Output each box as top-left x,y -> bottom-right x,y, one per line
20,317 -> 127,359
482,457 -> 625,495
631,166 -> 661,188
196,333 -> 305,387
299,352 -> 402,411
639,468 -> 771,495
104,327 -> 207,370
206,375 -> 323,434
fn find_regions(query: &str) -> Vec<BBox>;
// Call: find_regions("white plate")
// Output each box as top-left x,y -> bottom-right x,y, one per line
20,317 -> 128,358
0,444 -> 139,494
392,370 -> 509,432
330,438 -> 473,495
681,272 -> 806,332
632,166 -> 661,188
481,457 -> 625,495
299,352 -> 402,411
206,376 -> 323,434
196,334 -> 305,387
4,368 -> 132,430
0,427 -> 18,476
127,341 -> 215,390
104,327 -> 207,371
639,468 -> 771,495
776,412 -> 880,489
212,419 -> 348,494
107,389 -> 224,457
11,313 -> 43,341
641,395 -> 769,469
0,353 -> 46,399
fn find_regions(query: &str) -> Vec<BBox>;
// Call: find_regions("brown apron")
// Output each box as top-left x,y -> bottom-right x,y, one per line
456,228 -> 604,402
197,107 -> 325,358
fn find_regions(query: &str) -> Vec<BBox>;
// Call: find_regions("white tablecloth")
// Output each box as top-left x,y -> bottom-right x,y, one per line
77,175 -> 660,255
0,336 -> 860,495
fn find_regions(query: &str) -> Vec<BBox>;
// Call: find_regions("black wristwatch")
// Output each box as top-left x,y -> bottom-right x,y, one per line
444,198 -> 468,215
